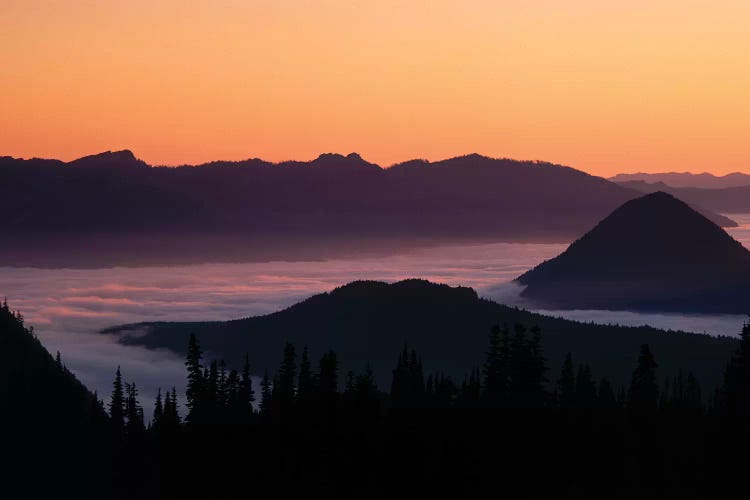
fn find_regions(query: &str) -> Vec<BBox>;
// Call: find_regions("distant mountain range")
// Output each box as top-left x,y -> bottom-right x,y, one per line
610,171 -> 750,189
616,180 -> 750,214
103,279 -> 737,392
0,150 -> 736,267
517,192 -> 750,313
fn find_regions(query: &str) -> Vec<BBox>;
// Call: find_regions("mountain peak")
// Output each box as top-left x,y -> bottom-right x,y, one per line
516,192 -> 750,313
311,152 -> 381,171
329,279 -> 478,300
68,150 -> 146,169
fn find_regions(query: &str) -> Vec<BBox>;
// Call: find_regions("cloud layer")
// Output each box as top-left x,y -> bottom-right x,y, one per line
3,215 -> 750,417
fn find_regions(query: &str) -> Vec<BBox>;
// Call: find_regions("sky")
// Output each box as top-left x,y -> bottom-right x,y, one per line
2,0 -> 750,176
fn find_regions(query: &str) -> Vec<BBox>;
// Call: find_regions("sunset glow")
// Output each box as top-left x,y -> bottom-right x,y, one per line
3,1 -> 750,175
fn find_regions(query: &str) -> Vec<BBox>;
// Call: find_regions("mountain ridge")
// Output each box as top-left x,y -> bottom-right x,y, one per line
102,278 -> 738,393
610,171 -> 750,189
0,151 -> 736,267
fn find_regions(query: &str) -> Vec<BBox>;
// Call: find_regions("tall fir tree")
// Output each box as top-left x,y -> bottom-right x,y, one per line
598,377 -> 617,409
482,325 -> 507,405
153,388 -> 164,432
575,364 -> 597,409
277,342 -> 297,410
685,371 -> 702,413
109,366 -> 125,432
628,344 -> 659,415
720,322 -> 750,416
125,382 -> 146,439
558,353 -> 576,410
240,353 -> 255,418
297,346 -> 315,402
318,350 -> 339,398
185,333 -> 205,425
260,369 -> 272,417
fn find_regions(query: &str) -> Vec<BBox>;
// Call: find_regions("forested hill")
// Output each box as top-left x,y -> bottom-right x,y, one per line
0,302 -> 110,496
103,279 -> 738,392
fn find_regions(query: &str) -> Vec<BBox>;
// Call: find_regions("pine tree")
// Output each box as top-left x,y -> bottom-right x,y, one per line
425,374 -> 435,400
685,371 -> 702,414
153,388 -> 164,432
185,333 -> 204,425
297,346 -> 315,402
482,325 -> 506,404
109,366 -> 125,432
260,370 -> 272,417
55,351 -> 63,371
597,377 -> 617,409
352,365 -> 379,419
628,344 -> 659,415
277,342 -> 297,412
240,353 -> 255,419
125,382 -> 145,439
575,364 -> 597,409
434,372 -> 456,406
409,349 -> 425,402
207,360 -> 219,418
660,376 -> 672,410
720,322 -> 750,416
525,325 -> 548,407
218,360 -> 228,409
162,387 -> 181,432
391,344 -> 410,406
318,350 -> 339,398
225,368 -> 241,421
557,353 -> 576,410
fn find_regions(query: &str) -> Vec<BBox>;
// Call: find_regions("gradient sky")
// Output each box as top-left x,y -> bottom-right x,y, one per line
2,1 -> 750,175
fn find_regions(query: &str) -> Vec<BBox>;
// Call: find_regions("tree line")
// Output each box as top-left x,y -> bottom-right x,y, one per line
6,297 -> 750,497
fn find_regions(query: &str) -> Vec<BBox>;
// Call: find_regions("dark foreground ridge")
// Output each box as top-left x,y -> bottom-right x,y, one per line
517,192 -> 750,313
103,279 -> 737,392
9,293 -> 750,497
0,301 -> 109,496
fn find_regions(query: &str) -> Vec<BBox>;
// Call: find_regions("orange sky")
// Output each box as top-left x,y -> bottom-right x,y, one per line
2,1 -> 750,176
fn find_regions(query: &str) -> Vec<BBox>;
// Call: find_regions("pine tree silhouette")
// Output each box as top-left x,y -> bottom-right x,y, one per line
185,333 -> 204,425
597,377 -> 617,410
109,366 -> 125,432
575,364 -> 597,409
628,344 -> 659,415
482,325 -> 507,405
260,369 -> 272,417
720,322 -> 750,416
240,353 -> 255,418
298,346 -> 315,402
153,388 -> 164,432
558,353 -> 576,410
276,342 -> 297,415
124,382 -> 146,438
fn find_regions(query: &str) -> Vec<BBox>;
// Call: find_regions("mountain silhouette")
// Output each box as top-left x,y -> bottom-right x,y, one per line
610,171 -> 750,189
0,302 -> 109,495
0,151 -> 735,267
617,179 -> 750,214
68,149 -> 148,170
102,278 -> 737,392
516,191 -> 750,313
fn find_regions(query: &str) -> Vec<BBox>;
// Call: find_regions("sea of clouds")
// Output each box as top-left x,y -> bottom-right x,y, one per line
3,215 -> 750,416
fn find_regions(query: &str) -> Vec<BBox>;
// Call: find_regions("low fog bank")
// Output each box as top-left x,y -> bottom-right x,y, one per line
484,281 -> 747,338
2,242 -> 563,414
5,228 -> 750,414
